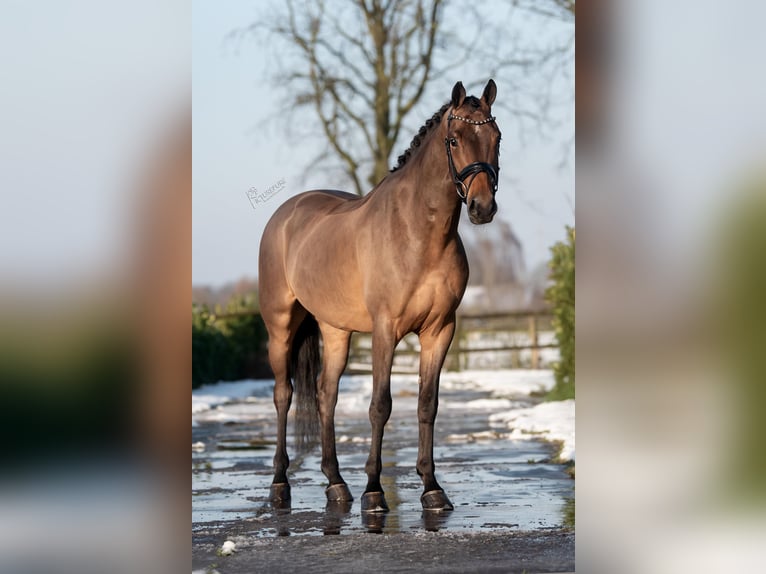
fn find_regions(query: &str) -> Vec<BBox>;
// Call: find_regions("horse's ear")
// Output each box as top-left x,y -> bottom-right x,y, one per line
451,81 -> 466,108
482,79 -> 497,107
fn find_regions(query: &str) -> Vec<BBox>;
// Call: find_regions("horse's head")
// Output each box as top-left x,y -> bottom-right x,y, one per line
445,79 -> 501,224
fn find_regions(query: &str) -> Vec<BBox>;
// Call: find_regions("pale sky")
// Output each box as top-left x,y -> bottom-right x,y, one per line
3,1 -> 761,297
192,0 -> 575,287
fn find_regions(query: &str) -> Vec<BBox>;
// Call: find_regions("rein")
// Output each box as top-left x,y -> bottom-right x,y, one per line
444,113 -> 498,203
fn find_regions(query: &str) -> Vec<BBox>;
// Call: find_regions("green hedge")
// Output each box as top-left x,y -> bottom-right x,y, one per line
192,295 -> 270,389
545,226 -> 575,400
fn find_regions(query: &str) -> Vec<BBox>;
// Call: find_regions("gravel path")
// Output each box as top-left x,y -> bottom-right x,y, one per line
193,373 -> 575,572
193,529 -> 574,573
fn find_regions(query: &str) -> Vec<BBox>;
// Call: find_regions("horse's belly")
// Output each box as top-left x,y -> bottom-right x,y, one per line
298,287 -> 373,332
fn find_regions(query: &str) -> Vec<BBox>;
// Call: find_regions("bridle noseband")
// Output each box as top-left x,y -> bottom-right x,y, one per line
445,113 -> 499,203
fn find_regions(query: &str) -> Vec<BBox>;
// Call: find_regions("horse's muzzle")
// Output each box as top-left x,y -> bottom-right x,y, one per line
468,198 -> 497,224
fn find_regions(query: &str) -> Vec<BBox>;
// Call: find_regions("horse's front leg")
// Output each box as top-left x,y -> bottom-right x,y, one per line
361,322 -> 396,513
416,318 -> 456,511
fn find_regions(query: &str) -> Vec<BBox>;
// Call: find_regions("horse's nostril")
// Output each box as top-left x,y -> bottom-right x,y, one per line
469,199 -> 476,211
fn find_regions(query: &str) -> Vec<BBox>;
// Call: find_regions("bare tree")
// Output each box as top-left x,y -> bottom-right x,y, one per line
242,0 -> 574,196
513,0 -> 574,20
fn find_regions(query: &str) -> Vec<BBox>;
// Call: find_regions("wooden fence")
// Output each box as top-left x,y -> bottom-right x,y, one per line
208,309 -> 557,375
347,310 -> 557,374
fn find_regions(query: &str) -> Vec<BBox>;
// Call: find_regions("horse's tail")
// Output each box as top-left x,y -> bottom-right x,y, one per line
291,313 -> 321,453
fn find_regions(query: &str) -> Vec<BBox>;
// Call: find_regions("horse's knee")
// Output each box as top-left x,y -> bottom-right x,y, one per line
369,393 -> 392,422
417,387 -> 438,423
417,402 -> 438,425
365,456 -> 382,477
321,455 -> 338,476
416,455 -> 434,475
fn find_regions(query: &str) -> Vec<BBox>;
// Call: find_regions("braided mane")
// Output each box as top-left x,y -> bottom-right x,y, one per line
390,102 -> 451,172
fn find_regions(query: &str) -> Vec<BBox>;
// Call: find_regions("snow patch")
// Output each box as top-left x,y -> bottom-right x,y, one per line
490,399 -> 575,462
192,379 -> 273,424
444,398 -> 516,410
440,369 -> 555,397
337,435 -> 371,444
446,430 -> 504,442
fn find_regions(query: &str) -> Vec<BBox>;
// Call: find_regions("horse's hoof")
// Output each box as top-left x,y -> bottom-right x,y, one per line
271,499 -> 291,512
325,483 -> 353,502
361,510 -> 387,533
421,489 -> 454,512
325,499 -> 353,515
360,491 -> 389,513
269,482 -> 291,502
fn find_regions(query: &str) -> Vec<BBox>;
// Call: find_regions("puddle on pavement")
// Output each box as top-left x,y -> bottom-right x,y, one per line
193,376 -> 574,538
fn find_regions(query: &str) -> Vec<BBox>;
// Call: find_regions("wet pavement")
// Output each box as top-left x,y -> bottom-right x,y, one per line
192,372 -> 574,571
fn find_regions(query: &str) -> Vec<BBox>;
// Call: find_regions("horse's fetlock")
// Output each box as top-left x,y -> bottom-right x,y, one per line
417,409 -> 436,424
416,457 -> 433,472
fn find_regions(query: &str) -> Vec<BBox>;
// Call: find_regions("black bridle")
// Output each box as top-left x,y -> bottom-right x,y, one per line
445,113 -> 499,203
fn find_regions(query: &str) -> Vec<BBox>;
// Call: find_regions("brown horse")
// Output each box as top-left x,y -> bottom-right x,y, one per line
258,80 -> 501,513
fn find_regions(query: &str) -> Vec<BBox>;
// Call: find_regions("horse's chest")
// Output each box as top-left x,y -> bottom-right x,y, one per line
402,266 -> 466,319
362,240 -> 467,330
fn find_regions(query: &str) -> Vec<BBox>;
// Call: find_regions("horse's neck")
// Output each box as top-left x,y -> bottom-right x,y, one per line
392,128 -> 462,240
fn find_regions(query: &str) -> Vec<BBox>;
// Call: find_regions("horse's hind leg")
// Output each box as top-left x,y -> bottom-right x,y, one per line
264,304 -> 306,503
317,322 -> 353,502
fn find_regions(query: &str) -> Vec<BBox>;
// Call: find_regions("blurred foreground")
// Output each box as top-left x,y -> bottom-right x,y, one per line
0,2 -> 190,573
578,0 -> 766,572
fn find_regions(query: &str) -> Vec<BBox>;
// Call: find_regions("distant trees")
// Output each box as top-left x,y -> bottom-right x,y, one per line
192,277 -> 259,309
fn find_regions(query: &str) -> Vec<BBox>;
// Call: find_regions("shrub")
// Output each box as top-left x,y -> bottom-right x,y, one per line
216,295 -> 270,381
192,304 -> 235,388
192,295 -> 270,389
545,226 -> 575,400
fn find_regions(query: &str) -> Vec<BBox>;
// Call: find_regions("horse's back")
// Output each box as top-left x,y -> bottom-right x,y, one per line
263,187 -> 357,233
278,189 -> 360,216
265,189 -> 361,239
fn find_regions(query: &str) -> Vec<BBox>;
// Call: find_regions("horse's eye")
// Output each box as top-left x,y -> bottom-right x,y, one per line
449,138 -> 458,147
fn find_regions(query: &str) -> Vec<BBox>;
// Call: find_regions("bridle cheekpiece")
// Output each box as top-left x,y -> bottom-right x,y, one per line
445,113 -> 499,203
